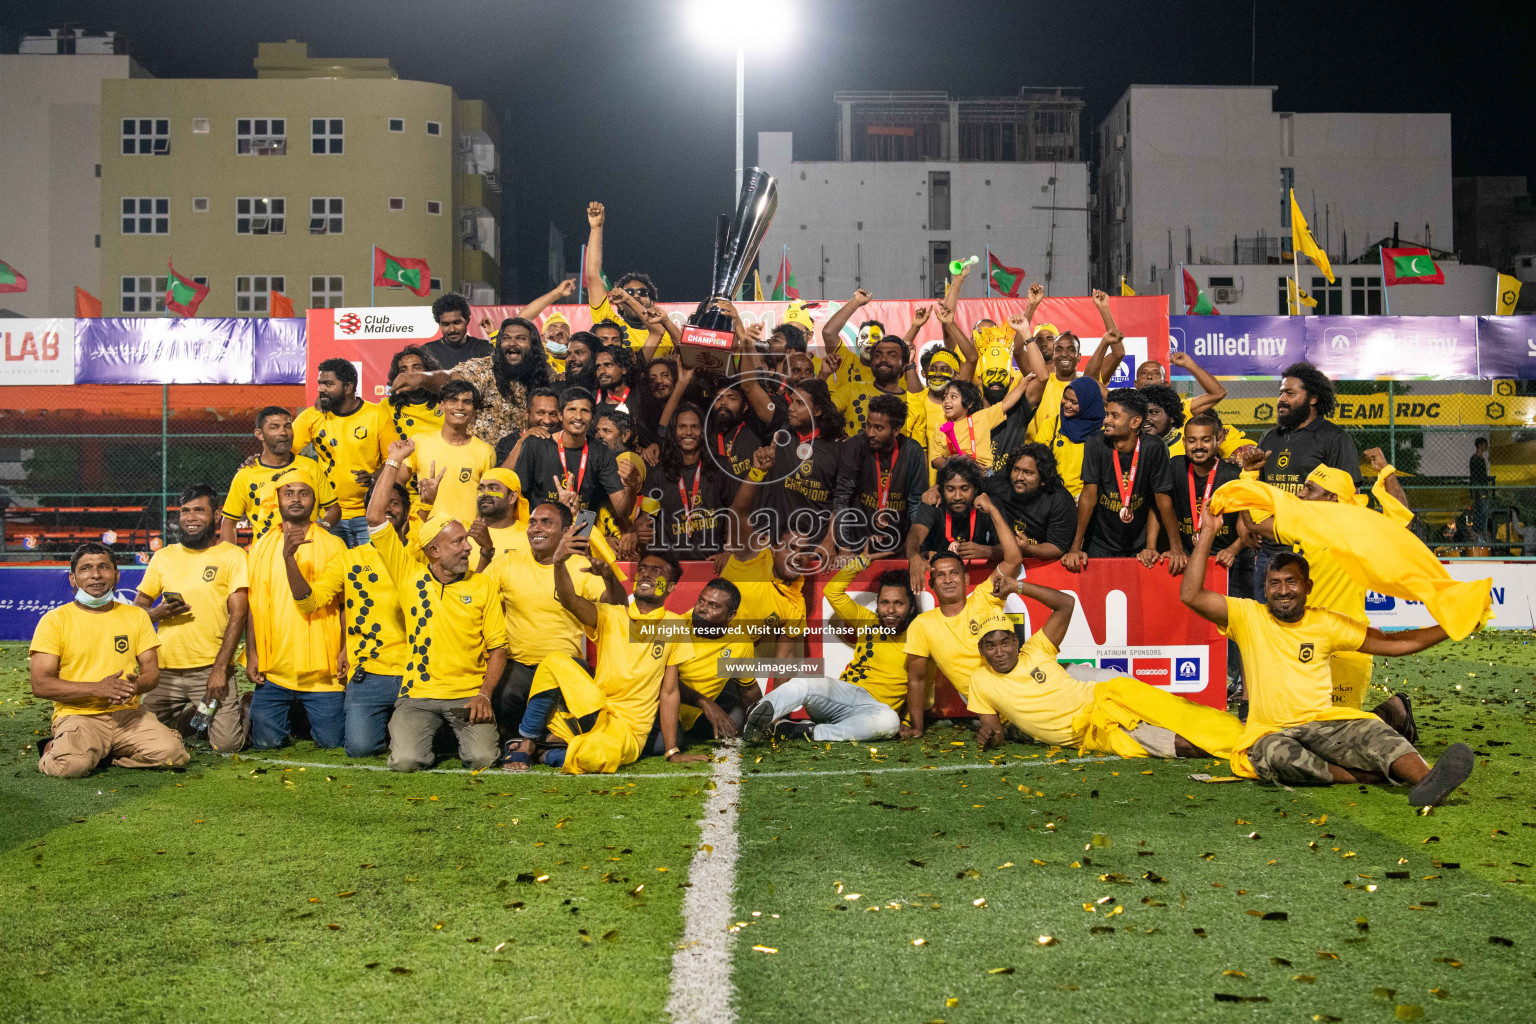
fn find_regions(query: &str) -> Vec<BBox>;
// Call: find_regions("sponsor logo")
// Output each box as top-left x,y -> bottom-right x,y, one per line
1298,642 -> 1315,663
1488,401 -> 1506,419
1188,331 -> 1290,359
460,593 -> 472,604
331,307 -> 440,340
113,634 -> 129,654
1098,657 -> 1128,674
1365,591 -> 1395,611
1175,657 -> 1201,680
1131,658 -> 1169,685
338,313 -> 363,335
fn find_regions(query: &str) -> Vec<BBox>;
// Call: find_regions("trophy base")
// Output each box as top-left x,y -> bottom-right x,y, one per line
678,308 -> 735,374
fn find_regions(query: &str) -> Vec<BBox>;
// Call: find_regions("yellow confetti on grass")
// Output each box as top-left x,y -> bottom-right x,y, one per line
752,945 -> 777,954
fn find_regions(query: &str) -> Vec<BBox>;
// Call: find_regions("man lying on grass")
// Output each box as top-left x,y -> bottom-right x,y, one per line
968,571 -> 1243,760
1180,508 -> 1473,805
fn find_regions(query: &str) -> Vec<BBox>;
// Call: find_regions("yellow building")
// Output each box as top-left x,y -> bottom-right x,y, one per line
98,41 -> 499,316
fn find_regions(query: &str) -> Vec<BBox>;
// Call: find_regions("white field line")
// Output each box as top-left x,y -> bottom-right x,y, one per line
665,745 -> 742,1024
220,751 -> 1124,780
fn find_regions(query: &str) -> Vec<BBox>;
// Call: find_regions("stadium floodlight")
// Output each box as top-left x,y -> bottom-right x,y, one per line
685,0 -> 794,200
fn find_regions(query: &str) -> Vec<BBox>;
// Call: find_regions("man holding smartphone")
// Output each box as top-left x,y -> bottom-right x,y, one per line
513,387 -> 632,525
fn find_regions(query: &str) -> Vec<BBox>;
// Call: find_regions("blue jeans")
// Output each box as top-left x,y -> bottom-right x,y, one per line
345,671 -> 401,757
330,516 -> 371,548
249,682 -> 346,750
761,678 -> 901,742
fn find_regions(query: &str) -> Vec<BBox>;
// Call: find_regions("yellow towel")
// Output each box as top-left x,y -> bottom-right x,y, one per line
1209,480 -> 1491,640
1072,677 -> 1244,760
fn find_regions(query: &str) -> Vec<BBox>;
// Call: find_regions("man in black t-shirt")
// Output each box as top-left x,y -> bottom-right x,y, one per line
1168,413 -> 1243,562
985,442 -> 1077,561
1064,388 -> 1180,569
758,380 -> 843,543
705,383 -> 779,502
906,457 -> 1004,562
420,294 -> 492,370
832,394 -> 928,555
513,388 -> 628,521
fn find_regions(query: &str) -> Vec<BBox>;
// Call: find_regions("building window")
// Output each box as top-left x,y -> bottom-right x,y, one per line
121,275 -> 168,313
191,117 -> 210,134
426,200 -> 442,215
310,275 -> 344,308
236,197 -> 285,235
388,117 -> 404,132
429,277 -> 443,292
1312,276 -> 1343,315
310,197 -> 343,234
928,171 -> 951,231
237,117 -> 286,155
1349,276 -> 1383,315
121,118 -> 169,155
426,121 -> 441,136
1280,167 -> 1295,227
311,117 -> 344,155
1277,277 -> 1290,315
192,197 -> 209,212
121,197 -> 169,235
928,240 -> 951,300
388,197 -> 405,211
236,275 -> 286,314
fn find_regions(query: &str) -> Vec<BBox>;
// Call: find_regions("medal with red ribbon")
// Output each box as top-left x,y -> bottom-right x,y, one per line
1113,437 -> 1140,524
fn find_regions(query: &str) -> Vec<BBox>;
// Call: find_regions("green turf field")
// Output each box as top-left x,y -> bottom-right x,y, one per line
3,634 -> 1534,1023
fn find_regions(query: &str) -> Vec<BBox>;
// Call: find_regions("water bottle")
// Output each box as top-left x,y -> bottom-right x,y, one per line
189,699 -> 220,735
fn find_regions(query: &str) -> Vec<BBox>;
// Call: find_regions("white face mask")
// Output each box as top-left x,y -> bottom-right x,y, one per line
75,587 -> 115,609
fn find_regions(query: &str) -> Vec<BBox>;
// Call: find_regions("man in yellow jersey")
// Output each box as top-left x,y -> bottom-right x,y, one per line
466,468 -> 528,570
365,453 -> 508,772
968,574 -> 1242,759
1181,510 -> 1473,805
382,345 -> 444,446
483,501 -> 605,754
507,545 -> 696,773
744,557 -> 913,743
283,476 -> 412,757
293,358 -> 387,547
221,406 -> 337,544
648,578 -> 756,755
823,293 -> 930,438
1239,458 -> 1420,737
247,477 -> 347,749
819,288 -> 888,392
901,525 -> 1023,738
134,484 -> 249,752
395,381 -> 497,526
31,543 -> 189,777
583,200 -> 679,355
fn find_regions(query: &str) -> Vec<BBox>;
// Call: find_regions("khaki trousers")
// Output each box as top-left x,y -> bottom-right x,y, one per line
141,665 -> 248,753
40,707 -> 190,779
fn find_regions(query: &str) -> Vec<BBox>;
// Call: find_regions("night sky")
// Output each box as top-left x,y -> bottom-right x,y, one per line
12,1 -> 1534,301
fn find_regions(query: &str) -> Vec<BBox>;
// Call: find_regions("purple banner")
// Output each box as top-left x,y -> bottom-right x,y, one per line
1302,316 -> 1480,380
1476,317 -> 1536,379
74,318 -> 254,384
253,318 -> 307,384
0,566 -> 147,641
1168,316 -> 1303,377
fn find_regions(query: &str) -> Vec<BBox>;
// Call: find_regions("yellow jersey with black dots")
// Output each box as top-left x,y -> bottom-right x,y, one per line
368,522 -> 506,700
293,401 -> 388,517
221,456 -> 335,542
296,543 -> 408,676
383,397 -> 444,447
824,557 -> 907,709
831,380 -> 928,442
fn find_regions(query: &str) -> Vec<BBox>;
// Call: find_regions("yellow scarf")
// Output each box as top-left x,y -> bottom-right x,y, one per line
1209,480 -> 1491,640
247,524 -> 344,687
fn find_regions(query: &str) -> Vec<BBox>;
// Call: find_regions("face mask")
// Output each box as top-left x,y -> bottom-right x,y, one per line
75,587 -> 114,609
545,338 -> 569,358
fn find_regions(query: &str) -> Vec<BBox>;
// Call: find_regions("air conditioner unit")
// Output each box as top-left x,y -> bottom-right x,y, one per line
1114,205 -> 1126,222
1213,286 -> 1240,304
1114,134 -> 1126,150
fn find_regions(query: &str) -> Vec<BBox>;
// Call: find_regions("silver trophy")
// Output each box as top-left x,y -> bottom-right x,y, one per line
679,168 -> 778,372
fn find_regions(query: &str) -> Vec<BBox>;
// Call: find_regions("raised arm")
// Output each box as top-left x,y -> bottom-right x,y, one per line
1083,325 -> 1126,386
976,491 -> 1021,577
995,572 -> 1076,650
368,439 -> 414,528
1178,509 -> 1229,627
1023,281 -> 1045,324
934,304 -> 977,382
941,261 -> 973,312
583,202 -> 607,305
1010,312 -> 1051,408
550,525 -> 600,630
520,278 -> 576,323
821,290 -> 871,358
1170,350 -> 1226,413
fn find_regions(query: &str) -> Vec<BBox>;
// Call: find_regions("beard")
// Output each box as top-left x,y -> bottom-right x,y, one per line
1276,400 -> 1311,430
316,393 -> 337,413
180,521 -> 217,547
1268,600 -> 1305,623
984,386 -> 1007,405
691,612 -> 726,639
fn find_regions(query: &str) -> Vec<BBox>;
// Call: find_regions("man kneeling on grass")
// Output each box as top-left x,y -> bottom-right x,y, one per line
1179,509 -> 1473,805
968,571 -> 1243,759
31,543 -> 189,777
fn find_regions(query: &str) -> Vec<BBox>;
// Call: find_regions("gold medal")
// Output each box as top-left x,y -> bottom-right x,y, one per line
1119,505 -> 1134,523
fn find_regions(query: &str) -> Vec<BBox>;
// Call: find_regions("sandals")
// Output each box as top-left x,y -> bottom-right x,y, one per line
499,737 -> 537,773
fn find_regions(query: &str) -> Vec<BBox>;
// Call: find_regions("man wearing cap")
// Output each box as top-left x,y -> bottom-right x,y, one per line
969,573 -> 1243,759
367,444 -> 508,771
468,468 -> 529,569
221,407 -> 338,545
246,475 -> 348,749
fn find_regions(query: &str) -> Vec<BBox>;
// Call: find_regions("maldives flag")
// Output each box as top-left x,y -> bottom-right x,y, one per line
769,254 -> 799,301
1381,247 -> 1444,286
270,290 -> 295,317
0,259 -> 26,293
1183,268 -> 1219,315
988,252 -> 1024,297
375,247 -> 431,296
165,259 -> 209,316
74,287 -> 103,318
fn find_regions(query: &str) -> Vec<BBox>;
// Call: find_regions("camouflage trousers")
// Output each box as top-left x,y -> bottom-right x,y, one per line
1248,718 -> 1416,786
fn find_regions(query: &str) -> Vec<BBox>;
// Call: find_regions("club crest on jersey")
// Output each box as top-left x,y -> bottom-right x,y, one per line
113,634 -> 129,654
353,425 -> 369,439
1298,642 -> 1314,663
651,643 -> 665,660
458,467 -> 472,483
460,593 -> 472,604
202,566 -> 217,582
1031,667 -> 1046,683
968,619 -> 980,635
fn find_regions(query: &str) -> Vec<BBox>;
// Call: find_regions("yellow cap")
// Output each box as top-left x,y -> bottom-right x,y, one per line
419,513 -> 462,548
974,610 -> 1016,646
783,300 -> 817,333
481,468 -> 521,495
1305,465 -> 1369,506
1034,323 -> 1060,339
543,310 -> 569,328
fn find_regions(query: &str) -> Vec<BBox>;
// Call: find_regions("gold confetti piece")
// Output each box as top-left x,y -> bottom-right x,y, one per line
912,938 -> 926,946
989,967 -> 1015,974
973,898 -> 987,908
336,891 -> 356,898
997,862 -> 1014,869
1036,935 -> 1057,946
1222,970 -> 1247,978
1032,859 -> 1046,867
700,844 -> 713,853
1293,974 -> 1316,983
1069,861 -> 1081,869
1374,987 -> 1397,999
1091,833 -> 1112,847
1430,988 -> 1449,999
1433,958 -> 1463,968
844,893 -> 861,901
1082,903 -> 1097,913
308,898 -> 321,904
1395,1006 -> 1424,1020
327,923 -> 340,931
752,945 -> 777,954
946,997 -> 958,1007
434,922 -> 445,930
1106,906 -> 1123,917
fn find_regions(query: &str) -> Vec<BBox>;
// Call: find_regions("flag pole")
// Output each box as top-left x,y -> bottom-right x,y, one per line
1291,246 -> 1300,317
1379,246 -> 1391,315
577,244 -> 586,306
985,245 -> 992,298
370,245 -> 376,307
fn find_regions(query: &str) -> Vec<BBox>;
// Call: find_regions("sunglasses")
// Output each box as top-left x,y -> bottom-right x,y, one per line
623,287 -> 653,299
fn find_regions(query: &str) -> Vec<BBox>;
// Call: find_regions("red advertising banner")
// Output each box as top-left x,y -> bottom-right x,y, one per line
589,556 -> 1228,719
305,297 -> 1169,402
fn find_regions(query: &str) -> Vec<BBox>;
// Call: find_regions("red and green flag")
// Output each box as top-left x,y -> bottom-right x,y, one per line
0,259 -> 27,294
988,252 -> 1024,296
770,254 -> 799,301
373,247 -> 431,296
74,287 -> 102,318
166,259 -> 209,316
1380,247 -> 1444,286
1183,268 -> 1220,315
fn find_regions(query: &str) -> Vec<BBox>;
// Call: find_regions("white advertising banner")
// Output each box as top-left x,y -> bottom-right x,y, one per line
0,319 -> 75,386
1366,561 -> 1535,631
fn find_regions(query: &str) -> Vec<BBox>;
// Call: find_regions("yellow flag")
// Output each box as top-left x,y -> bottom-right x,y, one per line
1497,273 -> 1521,315
1119,275 -> 1135,296
1288,189 -> 1335,284
752,269 -> 764,301
1285,278 -> 1317,314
